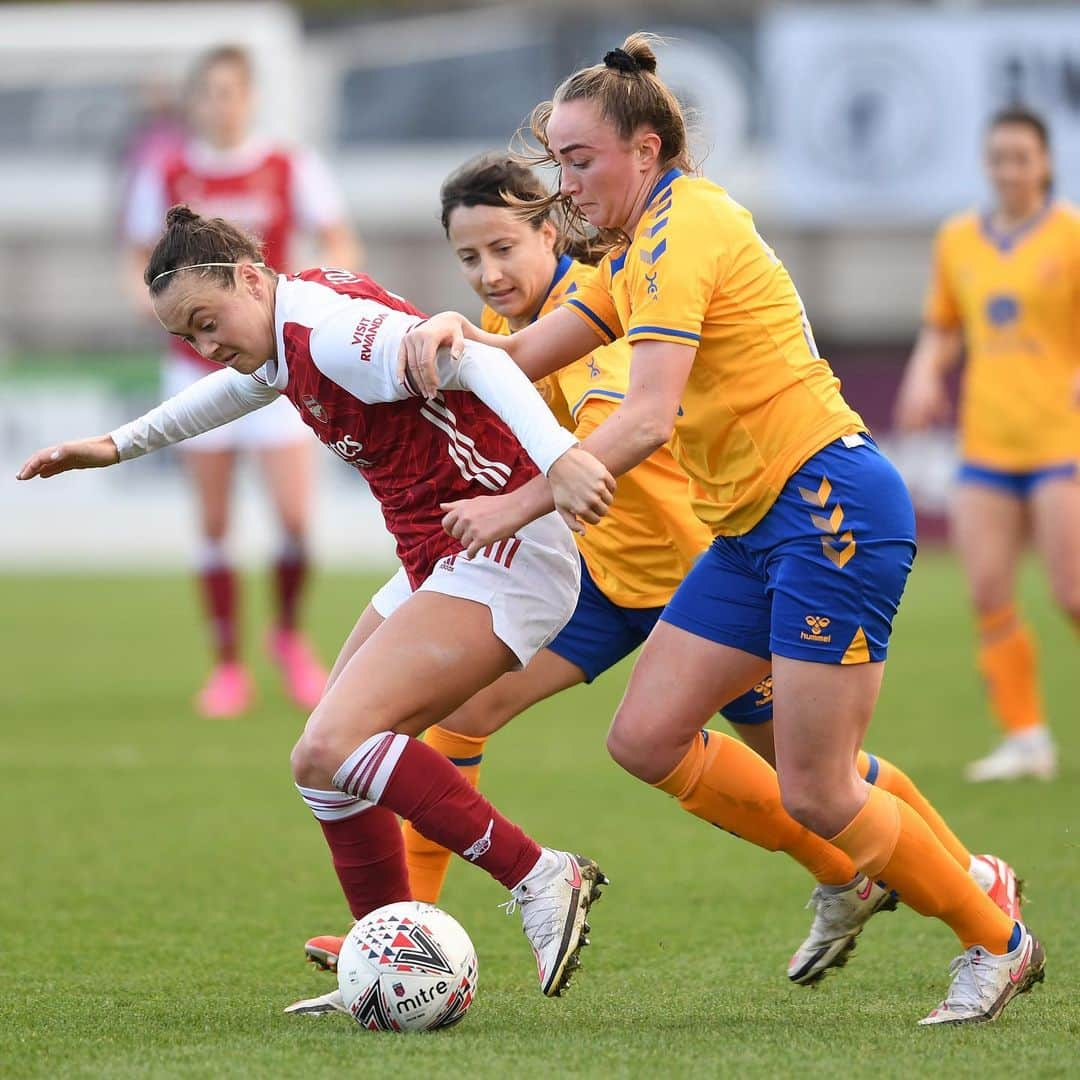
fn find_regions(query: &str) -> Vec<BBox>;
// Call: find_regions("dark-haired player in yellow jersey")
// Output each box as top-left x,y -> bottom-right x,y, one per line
400,37 -> 1044,1025
898,106 -> 1080,783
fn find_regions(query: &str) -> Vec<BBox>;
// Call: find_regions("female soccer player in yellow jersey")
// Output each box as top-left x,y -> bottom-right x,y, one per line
897,106 -> 1079,783
399,35 -> 1045,1024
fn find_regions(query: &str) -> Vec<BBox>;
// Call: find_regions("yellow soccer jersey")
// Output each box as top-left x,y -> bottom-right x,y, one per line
482,253 -> 710,607
924,201 -> 1080,470
563,169 -> 865,536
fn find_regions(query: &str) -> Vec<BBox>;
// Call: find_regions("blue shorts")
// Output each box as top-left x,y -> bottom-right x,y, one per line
661,435 -> 916,665
549,557 -> 773,724
957,460 -> 1078,499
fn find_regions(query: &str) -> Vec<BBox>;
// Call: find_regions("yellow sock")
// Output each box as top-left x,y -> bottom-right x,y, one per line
655,731 -> 857,886
402,726 -> 487,903
830,786 -> 1014,952
858,751 -> 971,869
977,608 -> 1044,734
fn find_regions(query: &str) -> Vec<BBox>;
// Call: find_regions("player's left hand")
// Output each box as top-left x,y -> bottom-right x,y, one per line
441,494 -> 532,558
547,446 -> 615,526
398,312 -> 467,399
16,435 -> 119,480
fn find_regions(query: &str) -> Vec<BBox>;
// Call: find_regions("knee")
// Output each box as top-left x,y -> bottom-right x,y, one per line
969,578 -> 1011,619
606,710 -> 664,783
1050,576 -> 1080,625
290,726 -> 345,788
779,773 -> 860,840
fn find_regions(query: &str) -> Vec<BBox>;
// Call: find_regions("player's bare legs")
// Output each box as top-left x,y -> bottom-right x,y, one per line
952,483 -> 1053,780
183,448 -> 251,717
291,592 -> 605,1001
257,441 -> 327,709
1030,474 -> 1080,629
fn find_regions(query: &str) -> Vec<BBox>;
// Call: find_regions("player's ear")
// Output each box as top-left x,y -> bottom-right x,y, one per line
540,218 -> 559,254
636,131 -> 662,170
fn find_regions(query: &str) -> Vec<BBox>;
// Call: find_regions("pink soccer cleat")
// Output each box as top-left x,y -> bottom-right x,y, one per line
269,628 -> 328,710
195,662 -> 254,718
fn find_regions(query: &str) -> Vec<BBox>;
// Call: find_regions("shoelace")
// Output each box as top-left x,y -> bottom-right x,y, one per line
943,950 -> 992,1009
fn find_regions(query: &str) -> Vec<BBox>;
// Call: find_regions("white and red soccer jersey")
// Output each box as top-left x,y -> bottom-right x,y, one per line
124,137 -> 346,369
111,269 -> 577,587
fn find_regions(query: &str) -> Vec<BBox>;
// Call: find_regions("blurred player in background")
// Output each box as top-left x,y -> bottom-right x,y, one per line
897,106 -> 1080,782
401,35 -> 1045,1025
123,45 -> 360,717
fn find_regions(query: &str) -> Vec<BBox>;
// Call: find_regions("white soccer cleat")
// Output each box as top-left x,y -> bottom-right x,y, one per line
788,875 -> 898,986
283,987 -> 348,1016
970,854 -> 1023,921
919,925 -> 1045,1025
506,850 -> 607,997
965,731 -> 1057,783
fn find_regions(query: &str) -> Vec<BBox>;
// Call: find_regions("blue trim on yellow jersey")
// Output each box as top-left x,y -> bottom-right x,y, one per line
647,167 -> 683,208
528,253 -> 575,324
979,197 -> 1053,254
628,325 -> 701,343
569,387 -> 625,422
610,250 -> 627,278
566,297 -> 618,343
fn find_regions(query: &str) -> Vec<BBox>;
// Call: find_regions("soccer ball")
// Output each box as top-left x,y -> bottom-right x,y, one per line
337,901 -> 479,1032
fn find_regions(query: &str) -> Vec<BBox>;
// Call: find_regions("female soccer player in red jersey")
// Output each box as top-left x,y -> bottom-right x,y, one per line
399,35 -> 1045,1024
18,206 -> 614,1008
897,106 -> 1080,782
123,46 -> 361,718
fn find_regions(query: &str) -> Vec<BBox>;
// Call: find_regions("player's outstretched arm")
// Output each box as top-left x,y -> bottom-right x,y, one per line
400,307 -> 604,398
17,436 -> 119,480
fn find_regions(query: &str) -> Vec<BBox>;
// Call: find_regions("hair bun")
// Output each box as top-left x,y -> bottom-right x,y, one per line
604,48 -> 641,74
165,204 -> 200,228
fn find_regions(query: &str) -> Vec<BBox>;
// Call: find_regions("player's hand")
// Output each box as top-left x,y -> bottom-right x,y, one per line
547,447 -> 615,527
398,313 -> 467,399
16,435 -> 119,480
894,370 -> 950,431
441,494 -> 531,558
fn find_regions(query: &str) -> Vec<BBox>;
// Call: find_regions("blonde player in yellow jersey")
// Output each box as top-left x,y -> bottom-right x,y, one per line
897,106 -> 1080,783
399,35 -> 1044,1025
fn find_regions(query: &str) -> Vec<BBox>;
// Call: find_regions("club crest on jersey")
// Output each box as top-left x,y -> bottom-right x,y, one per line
645,270 -> 659,298
302,394 -> 328,423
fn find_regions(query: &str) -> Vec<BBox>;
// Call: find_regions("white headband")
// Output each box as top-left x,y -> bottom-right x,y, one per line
151,261 -> 266,286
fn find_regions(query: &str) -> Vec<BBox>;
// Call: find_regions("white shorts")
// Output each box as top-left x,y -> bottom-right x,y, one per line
162,357 -> 313,453
370,512 -> 580,668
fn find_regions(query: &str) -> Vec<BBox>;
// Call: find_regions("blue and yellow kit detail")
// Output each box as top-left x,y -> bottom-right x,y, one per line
562,168 -> 866,538
925,200 -> 1080,473
482,252 -> 710,610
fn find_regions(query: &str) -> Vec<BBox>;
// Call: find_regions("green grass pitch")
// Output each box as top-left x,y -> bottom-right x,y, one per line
1,553 -> 1075,1077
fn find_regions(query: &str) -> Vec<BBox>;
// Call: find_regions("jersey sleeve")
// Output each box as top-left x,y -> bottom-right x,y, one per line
109,368 -> 277,459
624,195 -> 719,348
307,300 -> 421,404
559,265 -> 622,345
923,226 -> 962,329
292,148 -> 348,231
554,343 -> 629,426
479,305 -> 507,335
438,342 -> 577,474
123,164 -> 168,247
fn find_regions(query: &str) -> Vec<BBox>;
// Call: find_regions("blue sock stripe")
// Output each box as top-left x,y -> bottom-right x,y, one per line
1007,922 -> 1022,952
864,753 -> 880,785
449,753 -> 483,767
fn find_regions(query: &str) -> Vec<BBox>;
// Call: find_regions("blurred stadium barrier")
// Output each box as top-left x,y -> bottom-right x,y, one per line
4,2 -> 1078,568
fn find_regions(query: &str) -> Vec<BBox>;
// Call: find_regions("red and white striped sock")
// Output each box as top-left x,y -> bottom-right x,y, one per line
332,732 -> 542,891
296,786 -> 411,920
